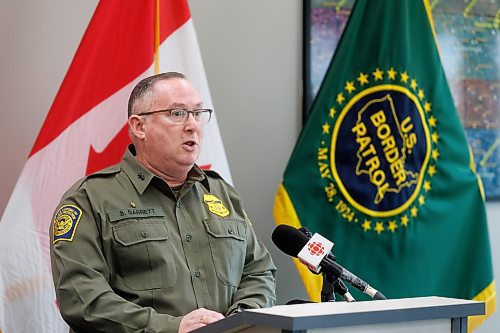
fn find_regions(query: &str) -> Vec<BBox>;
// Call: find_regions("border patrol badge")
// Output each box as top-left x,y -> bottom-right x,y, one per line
317,67 -> 439,234
53,205 -> 83,243
203,194 -> 230,217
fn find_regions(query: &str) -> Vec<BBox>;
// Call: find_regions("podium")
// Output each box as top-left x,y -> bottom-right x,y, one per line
194,296 -> 484,333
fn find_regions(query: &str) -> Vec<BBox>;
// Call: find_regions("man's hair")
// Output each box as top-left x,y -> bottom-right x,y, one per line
127,72 -> 186,117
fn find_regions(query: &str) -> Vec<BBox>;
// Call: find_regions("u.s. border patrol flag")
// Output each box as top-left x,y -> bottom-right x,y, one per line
0,1 -> 230,332
274,0 -> 495,330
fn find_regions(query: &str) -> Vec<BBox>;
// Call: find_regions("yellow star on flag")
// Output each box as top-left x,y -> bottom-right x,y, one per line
428,165 -> 437,176
429,115 -> 437,127
388,220 -> 398,232
419,195 -> 425,205
345,81 -> 356,94
400,71 -> 409,83
322,122 -> 330,134
336,92 -> 345,105
361,220 -> 371,231
432,132 -> 439,143
410,206 -> 418,217
418,89 -> 425,100
410,79 -> 418,90
432,148 -> 440,160
424,180 -> 432,192
373,68 -> 384,81
424,101 -> 432,112
375,221 -> 385,234
387,67 -> 397,80
329,107 -> 336,118
357,72 -> 369,86
401,215 -> 409,227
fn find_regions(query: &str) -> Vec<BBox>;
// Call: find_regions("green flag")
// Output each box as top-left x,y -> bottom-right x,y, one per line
274,0 -> 495,330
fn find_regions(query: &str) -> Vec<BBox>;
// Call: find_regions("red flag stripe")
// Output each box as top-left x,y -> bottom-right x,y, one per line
159,0 -> 190,41
30,0 -> 190,157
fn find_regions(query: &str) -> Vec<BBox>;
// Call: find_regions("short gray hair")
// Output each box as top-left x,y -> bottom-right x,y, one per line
127,72 -> 186,117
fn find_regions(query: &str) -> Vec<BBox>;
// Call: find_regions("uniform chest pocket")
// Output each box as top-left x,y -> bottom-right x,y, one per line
203,219 -> 247,287
112,219 -> 176,290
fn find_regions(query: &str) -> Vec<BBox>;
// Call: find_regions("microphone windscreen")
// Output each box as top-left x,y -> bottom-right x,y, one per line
271,224 -> 310,258
298,226 -> 313,238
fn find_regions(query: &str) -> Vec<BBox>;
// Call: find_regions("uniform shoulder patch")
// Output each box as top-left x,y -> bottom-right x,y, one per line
53,205 -> 83,243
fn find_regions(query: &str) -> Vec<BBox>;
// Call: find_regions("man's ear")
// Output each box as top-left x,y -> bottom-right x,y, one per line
128,115 -> 146,140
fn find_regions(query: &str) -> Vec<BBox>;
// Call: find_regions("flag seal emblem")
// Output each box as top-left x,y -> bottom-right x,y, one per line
316,68 -> 440,234
203,194 -> 230,217
53,205 -> 83,243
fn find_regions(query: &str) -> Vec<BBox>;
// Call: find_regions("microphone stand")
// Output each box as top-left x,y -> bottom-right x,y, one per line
334,277 -> 355,302
321,272 -> 336,302
321,272 -> 356,303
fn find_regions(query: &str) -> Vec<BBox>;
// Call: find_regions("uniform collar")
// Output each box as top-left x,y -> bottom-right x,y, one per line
121,144 -> 210,195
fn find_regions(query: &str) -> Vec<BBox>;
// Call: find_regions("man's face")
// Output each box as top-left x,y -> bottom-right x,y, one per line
141,78 -> 204,173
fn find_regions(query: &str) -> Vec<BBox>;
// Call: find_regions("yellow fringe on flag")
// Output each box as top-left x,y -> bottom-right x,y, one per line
273,184 -> 322,301
469,281 -> 496,331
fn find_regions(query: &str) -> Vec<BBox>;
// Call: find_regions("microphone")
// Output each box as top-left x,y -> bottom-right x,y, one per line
272,224 -> 386,300
299,227 -> 355,302
299,227 -> 336,260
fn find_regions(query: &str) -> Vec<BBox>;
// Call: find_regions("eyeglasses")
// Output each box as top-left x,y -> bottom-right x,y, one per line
137,108 -> 213,125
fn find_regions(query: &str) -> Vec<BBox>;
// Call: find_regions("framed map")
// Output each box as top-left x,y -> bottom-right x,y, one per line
304,0 -> 500,200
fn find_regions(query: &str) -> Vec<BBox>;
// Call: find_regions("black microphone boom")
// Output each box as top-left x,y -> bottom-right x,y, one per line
320,255 -> 386,300
271,224 -> 386,300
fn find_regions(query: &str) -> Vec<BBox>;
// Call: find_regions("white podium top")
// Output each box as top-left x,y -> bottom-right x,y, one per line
250,296 -> 480,317
193,296 -> 484,333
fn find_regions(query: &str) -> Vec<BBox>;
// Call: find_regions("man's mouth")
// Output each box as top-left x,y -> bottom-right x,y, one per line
183,140 -> 198,147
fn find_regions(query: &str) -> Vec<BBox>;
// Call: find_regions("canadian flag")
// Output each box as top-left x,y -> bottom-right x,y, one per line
0,1 -> 231,332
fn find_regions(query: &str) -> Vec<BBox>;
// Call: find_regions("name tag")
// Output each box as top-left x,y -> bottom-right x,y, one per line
108,207 -> 165,222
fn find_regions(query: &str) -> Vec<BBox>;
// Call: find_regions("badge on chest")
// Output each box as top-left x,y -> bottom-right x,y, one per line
203,194 -> 230,217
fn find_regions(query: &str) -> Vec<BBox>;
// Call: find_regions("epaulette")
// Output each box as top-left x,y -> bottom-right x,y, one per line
75,165 -> 121,189
65,165 -> 121,194
204,169 -> 224,180
85,164 -> 121,179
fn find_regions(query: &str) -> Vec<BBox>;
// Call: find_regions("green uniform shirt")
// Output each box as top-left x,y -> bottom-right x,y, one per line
50,146 -> 277,333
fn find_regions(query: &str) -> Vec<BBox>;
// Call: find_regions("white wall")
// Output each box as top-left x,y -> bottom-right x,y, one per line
0,0 -> 498,331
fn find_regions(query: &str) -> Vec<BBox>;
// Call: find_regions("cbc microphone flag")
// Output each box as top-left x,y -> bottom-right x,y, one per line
274,0 -> 495,330
0,1 -> 231,332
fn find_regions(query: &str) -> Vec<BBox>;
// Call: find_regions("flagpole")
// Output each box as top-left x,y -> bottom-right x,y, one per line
154,0 -> 160,74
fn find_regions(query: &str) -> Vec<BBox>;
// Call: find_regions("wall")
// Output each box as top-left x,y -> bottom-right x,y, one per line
187,0 -> 306,305
0,0 -> 497,331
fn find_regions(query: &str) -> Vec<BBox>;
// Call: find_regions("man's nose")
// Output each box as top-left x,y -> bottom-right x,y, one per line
184,112 -> 199,129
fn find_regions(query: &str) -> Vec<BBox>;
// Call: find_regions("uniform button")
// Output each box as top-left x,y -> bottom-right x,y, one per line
141,231 -> 148,238
185,234 -> 192,242
228,228 -> 234,234
194,270 -> 201,277
176,202 -> 181,208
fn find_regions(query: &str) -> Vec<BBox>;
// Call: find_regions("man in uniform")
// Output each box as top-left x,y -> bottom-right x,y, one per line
50,72 -> 277,333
